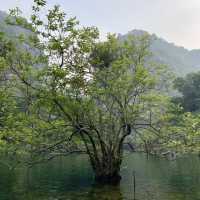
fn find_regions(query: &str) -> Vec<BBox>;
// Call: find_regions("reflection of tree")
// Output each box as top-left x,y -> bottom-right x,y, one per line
2,154 -> 200,200
0,164 -> 17,200
87,184 -> 123,200
166,156 -> 200,200
10,155 -> 94,199
22,164 -> 124,200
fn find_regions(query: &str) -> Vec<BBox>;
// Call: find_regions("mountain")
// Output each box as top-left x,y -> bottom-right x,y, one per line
0,10 -> 30,39
120,30 -> 200,76
1,9 -> 200,77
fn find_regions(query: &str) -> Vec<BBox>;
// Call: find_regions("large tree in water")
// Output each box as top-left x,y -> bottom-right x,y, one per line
1,0 -> 169,184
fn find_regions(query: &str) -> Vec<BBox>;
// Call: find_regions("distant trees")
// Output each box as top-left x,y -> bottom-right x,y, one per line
173,72 -> 200,112
172,71 -> 200,153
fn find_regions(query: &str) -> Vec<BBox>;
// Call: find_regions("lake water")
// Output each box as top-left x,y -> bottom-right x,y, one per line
0,153 -> 200,200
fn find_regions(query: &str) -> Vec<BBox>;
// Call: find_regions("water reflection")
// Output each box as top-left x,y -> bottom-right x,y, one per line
0,153 -> 200,200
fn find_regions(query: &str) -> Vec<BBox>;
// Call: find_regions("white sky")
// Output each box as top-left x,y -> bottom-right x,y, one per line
1,0 -> 200,50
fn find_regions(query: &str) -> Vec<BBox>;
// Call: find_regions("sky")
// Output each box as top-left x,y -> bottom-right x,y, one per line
1,0 -> 200,50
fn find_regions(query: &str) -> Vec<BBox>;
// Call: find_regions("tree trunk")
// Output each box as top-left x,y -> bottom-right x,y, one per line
80,127 -> 130,185
89,150 -> 123,185
93,161 -> 122,184
95,170 -> 121,184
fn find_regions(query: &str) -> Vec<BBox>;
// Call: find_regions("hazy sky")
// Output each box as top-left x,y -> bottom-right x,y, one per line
1,0 -> 200,50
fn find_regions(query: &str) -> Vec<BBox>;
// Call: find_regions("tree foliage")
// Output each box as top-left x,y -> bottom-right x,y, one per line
174,72 -> 200,112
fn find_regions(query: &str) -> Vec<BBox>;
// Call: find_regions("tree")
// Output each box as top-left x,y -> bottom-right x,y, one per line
174,72 -> 200,112
1,0 -> 171,184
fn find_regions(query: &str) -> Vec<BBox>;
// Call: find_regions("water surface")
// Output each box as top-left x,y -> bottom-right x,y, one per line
0,153 -> 200,200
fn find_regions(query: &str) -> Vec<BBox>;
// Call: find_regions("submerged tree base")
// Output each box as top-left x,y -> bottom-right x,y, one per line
95,174 -> 122,185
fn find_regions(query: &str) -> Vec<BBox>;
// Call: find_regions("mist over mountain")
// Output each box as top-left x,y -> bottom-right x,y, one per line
1,9 -> 200,77
121,30 -> 200,76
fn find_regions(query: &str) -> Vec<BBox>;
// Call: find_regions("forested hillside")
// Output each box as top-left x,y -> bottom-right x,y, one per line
121,29 -> 200,76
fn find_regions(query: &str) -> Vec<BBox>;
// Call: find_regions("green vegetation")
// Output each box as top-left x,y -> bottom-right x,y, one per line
174,72 -> 200,112
122,30 -> 200,76
0,0 -> 200,186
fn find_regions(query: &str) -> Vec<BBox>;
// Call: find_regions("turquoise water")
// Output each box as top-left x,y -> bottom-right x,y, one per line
0,153 -> 200,200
